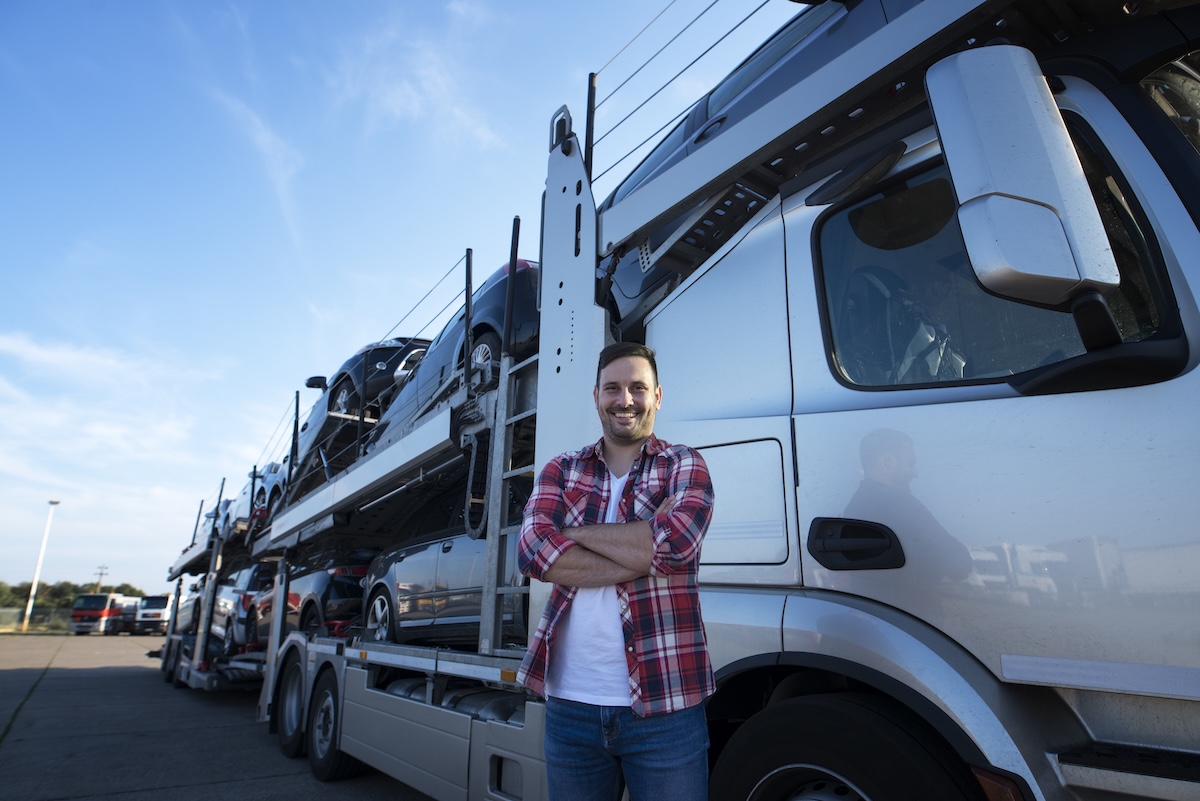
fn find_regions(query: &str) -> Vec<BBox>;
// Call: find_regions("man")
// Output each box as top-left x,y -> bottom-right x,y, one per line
517,342 -> 715,801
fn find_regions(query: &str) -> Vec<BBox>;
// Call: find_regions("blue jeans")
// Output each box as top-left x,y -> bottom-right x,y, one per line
544,697 -> 709,801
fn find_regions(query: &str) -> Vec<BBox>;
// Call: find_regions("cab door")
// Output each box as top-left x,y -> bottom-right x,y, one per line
785,63 -> 1200,697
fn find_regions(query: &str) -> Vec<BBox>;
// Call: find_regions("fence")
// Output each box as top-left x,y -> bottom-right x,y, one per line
0,607 -> 71,633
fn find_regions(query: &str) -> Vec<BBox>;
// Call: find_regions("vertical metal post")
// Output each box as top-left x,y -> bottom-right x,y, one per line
21,500 -> 60,634
503,217 -> 521,355
584,72 -> 597,182
464,248 -> 475,386
289,390 -> 299,486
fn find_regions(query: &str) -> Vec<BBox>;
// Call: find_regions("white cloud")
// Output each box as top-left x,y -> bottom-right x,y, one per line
328,26 -> 500,150
210,89 -> 306,251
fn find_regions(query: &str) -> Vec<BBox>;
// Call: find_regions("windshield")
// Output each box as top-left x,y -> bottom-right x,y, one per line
140,597 -> 170,609
72,594 -> 108,610
1140,50 -> 1200,156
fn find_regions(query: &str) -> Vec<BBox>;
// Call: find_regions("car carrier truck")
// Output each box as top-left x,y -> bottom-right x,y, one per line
161,483 -> 270,690
168,0 -> 1200,799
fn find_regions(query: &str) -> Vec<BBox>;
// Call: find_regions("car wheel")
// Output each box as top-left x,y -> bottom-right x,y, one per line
365,588 -> 393,643
707,693 -> 985,801
266,492 -> 281,523
307,670 -> 360,781
330,379 -> 358,416
277,650 -> 306,758
246,609 -> 259,646
221,618 -> 237,657
300,606 -> 321,637
470,331 -> 502,369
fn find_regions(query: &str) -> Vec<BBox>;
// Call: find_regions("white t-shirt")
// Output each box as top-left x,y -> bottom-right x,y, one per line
545,472 -> 633,706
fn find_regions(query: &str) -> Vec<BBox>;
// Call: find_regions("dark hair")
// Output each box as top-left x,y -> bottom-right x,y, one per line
596,342 -> 658,388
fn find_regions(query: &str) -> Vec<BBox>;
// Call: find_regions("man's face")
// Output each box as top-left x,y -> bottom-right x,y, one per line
594,355 -> 662,447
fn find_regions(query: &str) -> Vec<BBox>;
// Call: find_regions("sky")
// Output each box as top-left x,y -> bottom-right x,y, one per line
0,0 -> 801,597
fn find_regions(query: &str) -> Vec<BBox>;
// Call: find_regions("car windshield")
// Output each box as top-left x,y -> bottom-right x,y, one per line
705,3 -> 839,117
72,595 -> 108,610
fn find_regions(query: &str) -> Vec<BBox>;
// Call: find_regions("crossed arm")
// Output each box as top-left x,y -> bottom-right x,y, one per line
543,495 -> 676,588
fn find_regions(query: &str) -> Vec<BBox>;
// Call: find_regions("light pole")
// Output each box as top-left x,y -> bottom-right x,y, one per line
21,500 -> 61,634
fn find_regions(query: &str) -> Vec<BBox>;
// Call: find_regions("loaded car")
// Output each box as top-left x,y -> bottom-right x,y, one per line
361,479 -> 527,649
208,556 -> 272,655
287,337 -> 430,504
598,2 -> 899,336
252,543 -> 376,641
368,260 -> 540,447
173,580 -> 202,634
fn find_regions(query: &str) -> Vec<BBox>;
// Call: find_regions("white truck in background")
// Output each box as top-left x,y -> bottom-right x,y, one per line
171,1 -> 1200,799
132,593 -> 174,636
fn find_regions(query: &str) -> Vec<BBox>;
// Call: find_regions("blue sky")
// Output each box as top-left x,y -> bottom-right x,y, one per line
1,1 -> 799,596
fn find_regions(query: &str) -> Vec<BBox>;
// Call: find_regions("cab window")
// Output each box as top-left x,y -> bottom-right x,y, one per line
817,125 -> 1164,388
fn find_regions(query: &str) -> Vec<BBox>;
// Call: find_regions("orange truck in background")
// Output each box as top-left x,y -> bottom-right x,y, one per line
69,592 -> 128,635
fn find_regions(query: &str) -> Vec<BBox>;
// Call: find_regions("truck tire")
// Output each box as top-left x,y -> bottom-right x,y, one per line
161,640 -> 176,683
172,646 -> 189,689
307,670 -> 360,781
277,651 -> 306,758
707,692 -> 984,801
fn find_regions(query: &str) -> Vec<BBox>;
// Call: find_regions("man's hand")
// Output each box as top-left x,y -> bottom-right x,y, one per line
543,493 -> 678,588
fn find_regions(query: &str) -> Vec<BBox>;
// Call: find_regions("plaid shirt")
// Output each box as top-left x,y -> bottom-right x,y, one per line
517,433 -> 715,717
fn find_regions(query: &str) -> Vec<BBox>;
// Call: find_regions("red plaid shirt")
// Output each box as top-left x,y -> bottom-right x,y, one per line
517,434 -> 715,717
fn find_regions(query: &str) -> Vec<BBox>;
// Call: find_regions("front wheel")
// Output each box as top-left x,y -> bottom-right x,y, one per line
330,379 -> 359,417
221,618 -> 238,657
469,331 -> 502,369
307,670 -> 359,781
276,651 -> 306,758
707,693 -> 984,801
245,610 -> 259,647
364,588 -> 393,643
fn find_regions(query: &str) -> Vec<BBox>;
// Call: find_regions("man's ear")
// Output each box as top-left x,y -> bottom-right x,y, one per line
654,384 -> 663,409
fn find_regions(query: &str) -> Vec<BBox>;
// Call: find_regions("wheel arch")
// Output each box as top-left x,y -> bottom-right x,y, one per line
705,600 -> 1085,800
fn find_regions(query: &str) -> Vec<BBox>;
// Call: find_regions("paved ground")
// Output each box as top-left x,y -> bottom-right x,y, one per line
0,633 -> 434,801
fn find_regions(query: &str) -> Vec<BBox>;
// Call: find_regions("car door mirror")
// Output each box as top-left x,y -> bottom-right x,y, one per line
925,45 -> 1119,309
305,375 -> 328,391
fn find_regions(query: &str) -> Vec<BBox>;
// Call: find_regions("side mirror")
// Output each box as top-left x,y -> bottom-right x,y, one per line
306,376 -> 328,391
926,45 -> 1119,308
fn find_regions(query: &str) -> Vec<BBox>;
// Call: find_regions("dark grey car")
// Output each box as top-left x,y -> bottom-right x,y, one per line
287,337 -> 430,504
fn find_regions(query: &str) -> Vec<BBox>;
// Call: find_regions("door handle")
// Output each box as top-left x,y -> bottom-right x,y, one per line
807,518 -> 905,570
694,115 -> 727,144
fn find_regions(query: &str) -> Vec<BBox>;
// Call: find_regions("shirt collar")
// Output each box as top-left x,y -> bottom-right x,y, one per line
581,433 -> 665,465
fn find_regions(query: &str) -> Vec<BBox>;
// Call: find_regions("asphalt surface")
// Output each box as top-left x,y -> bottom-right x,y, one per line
0,633 -> 435,801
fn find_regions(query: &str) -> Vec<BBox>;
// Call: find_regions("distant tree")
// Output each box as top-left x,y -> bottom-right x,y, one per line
0,580 -> 147,608
0,582 -> 21,608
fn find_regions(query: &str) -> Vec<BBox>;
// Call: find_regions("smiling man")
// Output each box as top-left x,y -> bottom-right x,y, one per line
517,341 -> 716,801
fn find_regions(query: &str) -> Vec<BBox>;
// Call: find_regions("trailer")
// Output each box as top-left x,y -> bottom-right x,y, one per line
161,488 -> 268,691
185,1 -> 1200,798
